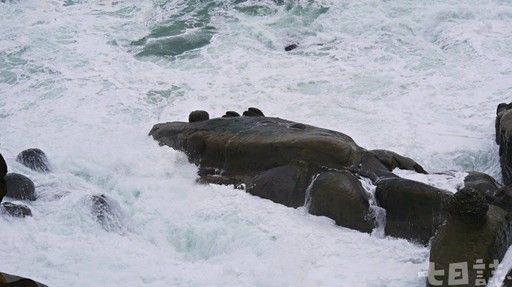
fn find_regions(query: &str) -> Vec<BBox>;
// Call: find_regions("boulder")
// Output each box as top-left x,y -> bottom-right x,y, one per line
246,163 -> 314,208
0,272 -> 47,287
222,111 -> 240,118
428,204 -> 512,287
308,171 -> 373,233
188,110 -> 209,123
5,173 -> 36,201
496,102 -> 512,185
0,153 -> 7,203
1,202 -> 32,217
464,171 -> 501,202
15,148 -> 51,173
375,177 -> 452,245
85,194 -> 122,232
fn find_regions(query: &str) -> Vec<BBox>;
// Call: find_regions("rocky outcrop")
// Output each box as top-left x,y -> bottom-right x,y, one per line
16,148 -> 51,173
375,177 -> 452,245
0,153 -> 7,203
308,171 -> 374,233
150,111 -> 432,240
496,102 -> 512,185
4,173 -> 36,201
149,115 -> 425,183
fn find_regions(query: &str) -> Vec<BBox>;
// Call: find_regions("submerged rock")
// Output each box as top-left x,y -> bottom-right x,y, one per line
85,194 -> 123,232
1,202 -> 32,217
16,148 -> 51,173
375,177 -> 452,245
5,173 -> 36,201
308,171 -> 373,233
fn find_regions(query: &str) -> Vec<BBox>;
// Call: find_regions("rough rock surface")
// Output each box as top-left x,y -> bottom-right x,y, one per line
375,177 -> 452,245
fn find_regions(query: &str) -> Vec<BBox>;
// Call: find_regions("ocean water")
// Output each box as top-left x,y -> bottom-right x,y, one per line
0,0 -> 511,286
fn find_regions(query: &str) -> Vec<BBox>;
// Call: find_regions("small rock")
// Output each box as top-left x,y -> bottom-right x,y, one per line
222,111 -> 240,118
16,148 -> 51,173
5,173 -> 36,201
242,107 -> 264,117
188,110 -> 209,123
1,202 -> 32,217
284,43 -> 298,51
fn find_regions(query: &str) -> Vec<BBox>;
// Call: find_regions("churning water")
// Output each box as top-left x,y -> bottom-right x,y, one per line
1,0 -> 511,286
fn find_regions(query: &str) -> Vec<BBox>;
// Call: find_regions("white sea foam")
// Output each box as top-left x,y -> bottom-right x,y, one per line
1,0 -> 511,286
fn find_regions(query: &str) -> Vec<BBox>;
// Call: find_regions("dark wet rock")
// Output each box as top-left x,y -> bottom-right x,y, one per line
284,43 -> 298,51
464,171 -> 501,202
5,173 -> 36,201
493,185 -> 512,212
375,177 -> 452,245
0,153 -> 7,203
1,202 -> 32,217
188,110 -> 209,123
16,148 -> 51,173
369,149 -> 427,174
85,194 -> 123,232
449,187 -> 489,225
242,107 -> 264,117
246,163 -> 314,208
308,171 -> 373,233
222,111 -> 240,118
0,272 -> 47,287
496,102 -> 512,185
428,205 -> 512,287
